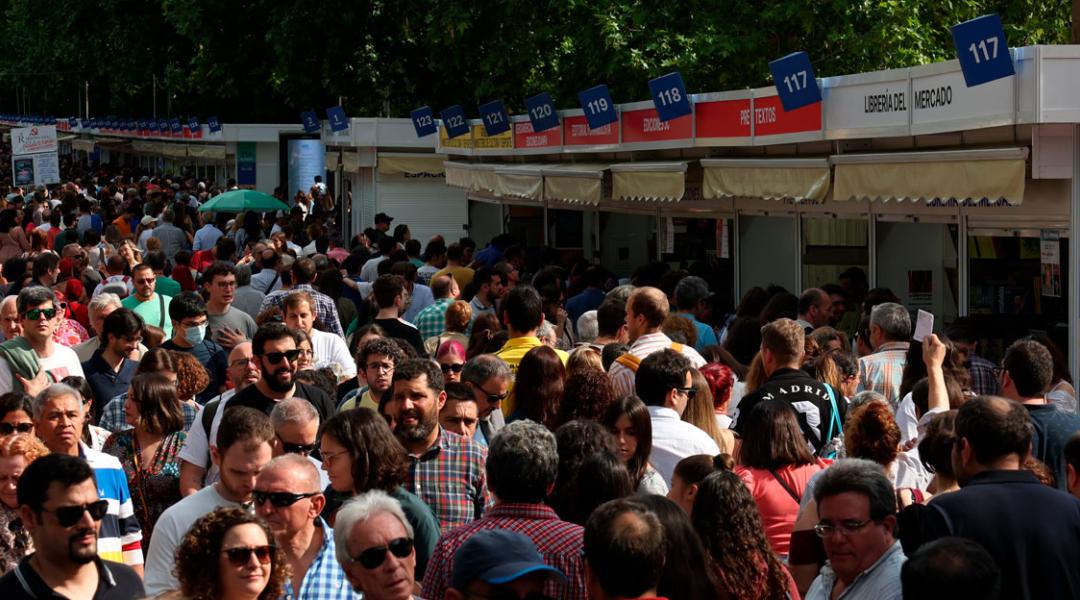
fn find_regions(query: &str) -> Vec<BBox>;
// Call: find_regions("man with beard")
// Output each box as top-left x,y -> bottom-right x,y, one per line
120,263 -> 173,337
227,323 -> 336,423
0,454 -> 144,599
386,359 -> 488,531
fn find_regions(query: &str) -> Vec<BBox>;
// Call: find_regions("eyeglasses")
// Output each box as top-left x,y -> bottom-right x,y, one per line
43,499 -> 109,527
252,490 -> 319,508
350,537 -> 414,570
674,386 -> 698,400
440,363 -> 464,374
366,362 -> 393,373
222,545 -> 274,567
260,349 -> 302,364
277,437 -> 318,456
23,307 -> 57,320
229,356 -> 258,368
0,422 -> 32,435
469,381 -> 507,404
321,449 -> 349,465
813,519 -> 874,538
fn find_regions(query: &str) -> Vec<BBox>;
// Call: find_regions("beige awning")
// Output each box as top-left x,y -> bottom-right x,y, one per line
611,162 -> 687,202
445,162 -> 473,189
341,152 -> 364,173
160,143 -> 188,159
832,147 -> 1028,204
543,164 -> 607,206
443,162 -> 497,193
325,151 -> 339,171
702,158 -> 830,203
71,139 -> 95,153
495,165 -> 543,201
378,154 -> 445,176
187,145 -> 226,160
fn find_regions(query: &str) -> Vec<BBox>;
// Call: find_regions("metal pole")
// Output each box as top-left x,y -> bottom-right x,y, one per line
84,81 -> 89,118
152,75 -> 156,119
1069,124 -> 1080,389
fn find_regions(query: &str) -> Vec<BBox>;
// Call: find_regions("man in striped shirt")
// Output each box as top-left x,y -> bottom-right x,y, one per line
413,275 -> 458,341
31,383 -> 144,573
857,302 -> 911,408
608,286 -> 705,399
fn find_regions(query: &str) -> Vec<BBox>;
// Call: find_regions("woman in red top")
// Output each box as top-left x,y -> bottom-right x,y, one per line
734,399 -> 829,557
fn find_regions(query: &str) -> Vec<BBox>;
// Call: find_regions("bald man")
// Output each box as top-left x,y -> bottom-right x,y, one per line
608,286 -> 705,399
0,296 -> 20,341
254,455 -> 357,599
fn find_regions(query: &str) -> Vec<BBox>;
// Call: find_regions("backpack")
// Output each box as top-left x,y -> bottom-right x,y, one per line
614,342 -> 685,372
817,384 -> 845,459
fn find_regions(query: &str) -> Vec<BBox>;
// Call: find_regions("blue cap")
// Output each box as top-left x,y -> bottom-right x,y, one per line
451,529 -> 567,589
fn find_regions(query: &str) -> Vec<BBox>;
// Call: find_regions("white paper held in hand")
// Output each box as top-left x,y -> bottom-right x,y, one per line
913,309 -> 934,342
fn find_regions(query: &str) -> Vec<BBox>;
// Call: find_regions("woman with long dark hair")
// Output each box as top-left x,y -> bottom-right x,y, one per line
693,470 -> 798,600
630,494 -> 718,600
509,345 -> 566,428
602,396 -> 668,495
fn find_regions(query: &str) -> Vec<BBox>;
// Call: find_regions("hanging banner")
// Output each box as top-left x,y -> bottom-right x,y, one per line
563,115 -> 619,149
513,119 -> 562,151
439,105 -> 470,139
478,99 -> 510,137
236,142 -> 257,186
525,92 -> 560,133
326,106 -> 349,132
1041,229 -> 1062,297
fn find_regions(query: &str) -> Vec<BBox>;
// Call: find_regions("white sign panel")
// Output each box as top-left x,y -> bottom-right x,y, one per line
823,74 -> 910,139
11,125 -> 58,155
33,153 -> 60,185
910,64 -> 1015,134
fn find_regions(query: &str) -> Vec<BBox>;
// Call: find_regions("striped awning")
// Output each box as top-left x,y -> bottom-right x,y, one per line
701,158 -> 830,203
611,162 -> 687,202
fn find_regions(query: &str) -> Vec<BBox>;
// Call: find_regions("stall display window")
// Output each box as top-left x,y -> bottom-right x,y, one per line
661,217 -> 735,310
802,217 -> 869,290
967,231 -> 1070,362
548,209 -> 584,249
875,221 -> 959,333
740,215 -> 797,293
506,206 -> 544,248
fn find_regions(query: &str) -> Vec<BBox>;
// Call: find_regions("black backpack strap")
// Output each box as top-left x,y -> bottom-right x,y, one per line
770,469 -> 802,505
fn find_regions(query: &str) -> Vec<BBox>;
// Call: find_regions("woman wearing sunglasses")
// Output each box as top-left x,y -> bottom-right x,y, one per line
170,507 -> 286,600
102,372 -> 187,551
435,340 -> 466,384
0,432 -> 48,574
319,408 -> 439,580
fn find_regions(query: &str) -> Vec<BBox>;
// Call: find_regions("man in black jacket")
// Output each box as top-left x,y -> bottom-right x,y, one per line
732,317 -> 843,453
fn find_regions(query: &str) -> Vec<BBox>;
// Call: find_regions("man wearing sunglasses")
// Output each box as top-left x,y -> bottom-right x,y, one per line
0,286 -> 84,395
461,354 -> 511,446
334,490 -> 418,600
255,455 -> 355,600
0,454 -> 144,599
120,263 -> 173,338
269,398 -> 329,489
229,323 -> 336,424
636,349 -> 719,487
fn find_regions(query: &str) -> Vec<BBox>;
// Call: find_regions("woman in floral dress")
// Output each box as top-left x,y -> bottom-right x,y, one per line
102,371 -> 186,551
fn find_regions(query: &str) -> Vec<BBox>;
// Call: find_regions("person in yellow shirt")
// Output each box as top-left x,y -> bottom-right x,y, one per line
432,242 -> 474,290
494,285 -> 568,415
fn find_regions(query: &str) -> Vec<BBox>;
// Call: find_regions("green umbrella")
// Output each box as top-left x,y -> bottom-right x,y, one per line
198,189 -> 289,213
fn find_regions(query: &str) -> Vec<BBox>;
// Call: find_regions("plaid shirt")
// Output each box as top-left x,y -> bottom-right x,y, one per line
283,518 -> 359,600
413,297 -> 453,341
404,428 -> 488,531
99,394 -> 198,433
421,503 -> 586,600
261,284 -> 345,337
968,354 -> 1000,396
858,341 -> 910,408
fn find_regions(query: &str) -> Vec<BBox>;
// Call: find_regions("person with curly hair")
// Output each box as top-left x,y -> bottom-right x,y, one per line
171,350 -> 211,409
844,400 -> 931,494
318,408 -> 439,579
693,470 -> 800,600
0,432 -> 47,573
555,369 -> 615,427
170,507 -> 286,600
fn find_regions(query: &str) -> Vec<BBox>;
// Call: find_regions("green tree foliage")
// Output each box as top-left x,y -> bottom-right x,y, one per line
0,0 -> 1069,122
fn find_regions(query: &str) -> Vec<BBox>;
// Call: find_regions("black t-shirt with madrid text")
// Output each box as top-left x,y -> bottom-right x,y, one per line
731,367 -> 845,453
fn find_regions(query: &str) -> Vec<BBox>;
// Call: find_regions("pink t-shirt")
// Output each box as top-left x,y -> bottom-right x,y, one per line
735,460 -> 830,556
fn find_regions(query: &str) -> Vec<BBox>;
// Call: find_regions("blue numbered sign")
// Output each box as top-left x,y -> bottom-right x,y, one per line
439,105 -> 470,139
68,117 -> 77,128
170,118 -> 183,133
188,116 -> 199,131
410,106 -> 437,137
649,72 -> 691,122
952,14 -> 1014,87
578,84 -> 617,130
300,111 -> 320,133
326,106 -> 349,132
478,100 -> 510,136
207,116 -> 221,133
525,93 -> 559,133
769,52 -> 821,112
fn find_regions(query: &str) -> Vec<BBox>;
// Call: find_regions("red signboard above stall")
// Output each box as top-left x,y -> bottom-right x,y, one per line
562,114 -> 620,150
694,94 -> 753,145
752,92 -> 823,142
620,103 -> 694,149
513,118 -> 562,153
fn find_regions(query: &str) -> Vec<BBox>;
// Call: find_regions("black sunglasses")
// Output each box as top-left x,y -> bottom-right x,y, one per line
279,439 -> 319,456
44,499 -> 108,527
252,490 -> 319,508
351,537 -> 414,569
675,386 -> 698,400
260,349 -> 302,364
468,381 -> 507,404
440,363 -> 464,374
23,307 -> 57,320
0,422 -> 32,435
222,545 -> 274,567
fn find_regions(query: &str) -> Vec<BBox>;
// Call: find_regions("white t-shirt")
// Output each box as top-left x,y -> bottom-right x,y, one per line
0,344 -> 84,394
310,329 -> 357,380
177,390 -> 237,485
144,484 -> 238,596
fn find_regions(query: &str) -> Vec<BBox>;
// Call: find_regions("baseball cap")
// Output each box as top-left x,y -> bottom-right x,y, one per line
140,215 -> 157,226
374,212 -> 393,224
451,530 -> 566,590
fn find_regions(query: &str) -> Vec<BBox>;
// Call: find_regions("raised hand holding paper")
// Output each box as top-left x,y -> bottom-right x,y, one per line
913,309 -> 934,342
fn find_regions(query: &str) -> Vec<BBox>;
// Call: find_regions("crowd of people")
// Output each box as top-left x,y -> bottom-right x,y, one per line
0,170 -> 1075,600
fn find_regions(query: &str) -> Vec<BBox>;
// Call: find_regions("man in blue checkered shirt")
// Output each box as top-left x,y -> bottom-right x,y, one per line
255,455 -> 359,600
412,274 -> 459,341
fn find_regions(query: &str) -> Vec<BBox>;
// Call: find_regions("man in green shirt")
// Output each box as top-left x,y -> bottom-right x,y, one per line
145,250 -> 182,298
121,263 -> 173,337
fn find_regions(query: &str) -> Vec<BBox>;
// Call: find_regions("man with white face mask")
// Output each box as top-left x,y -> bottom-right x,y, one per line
161,291 -> 228,405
